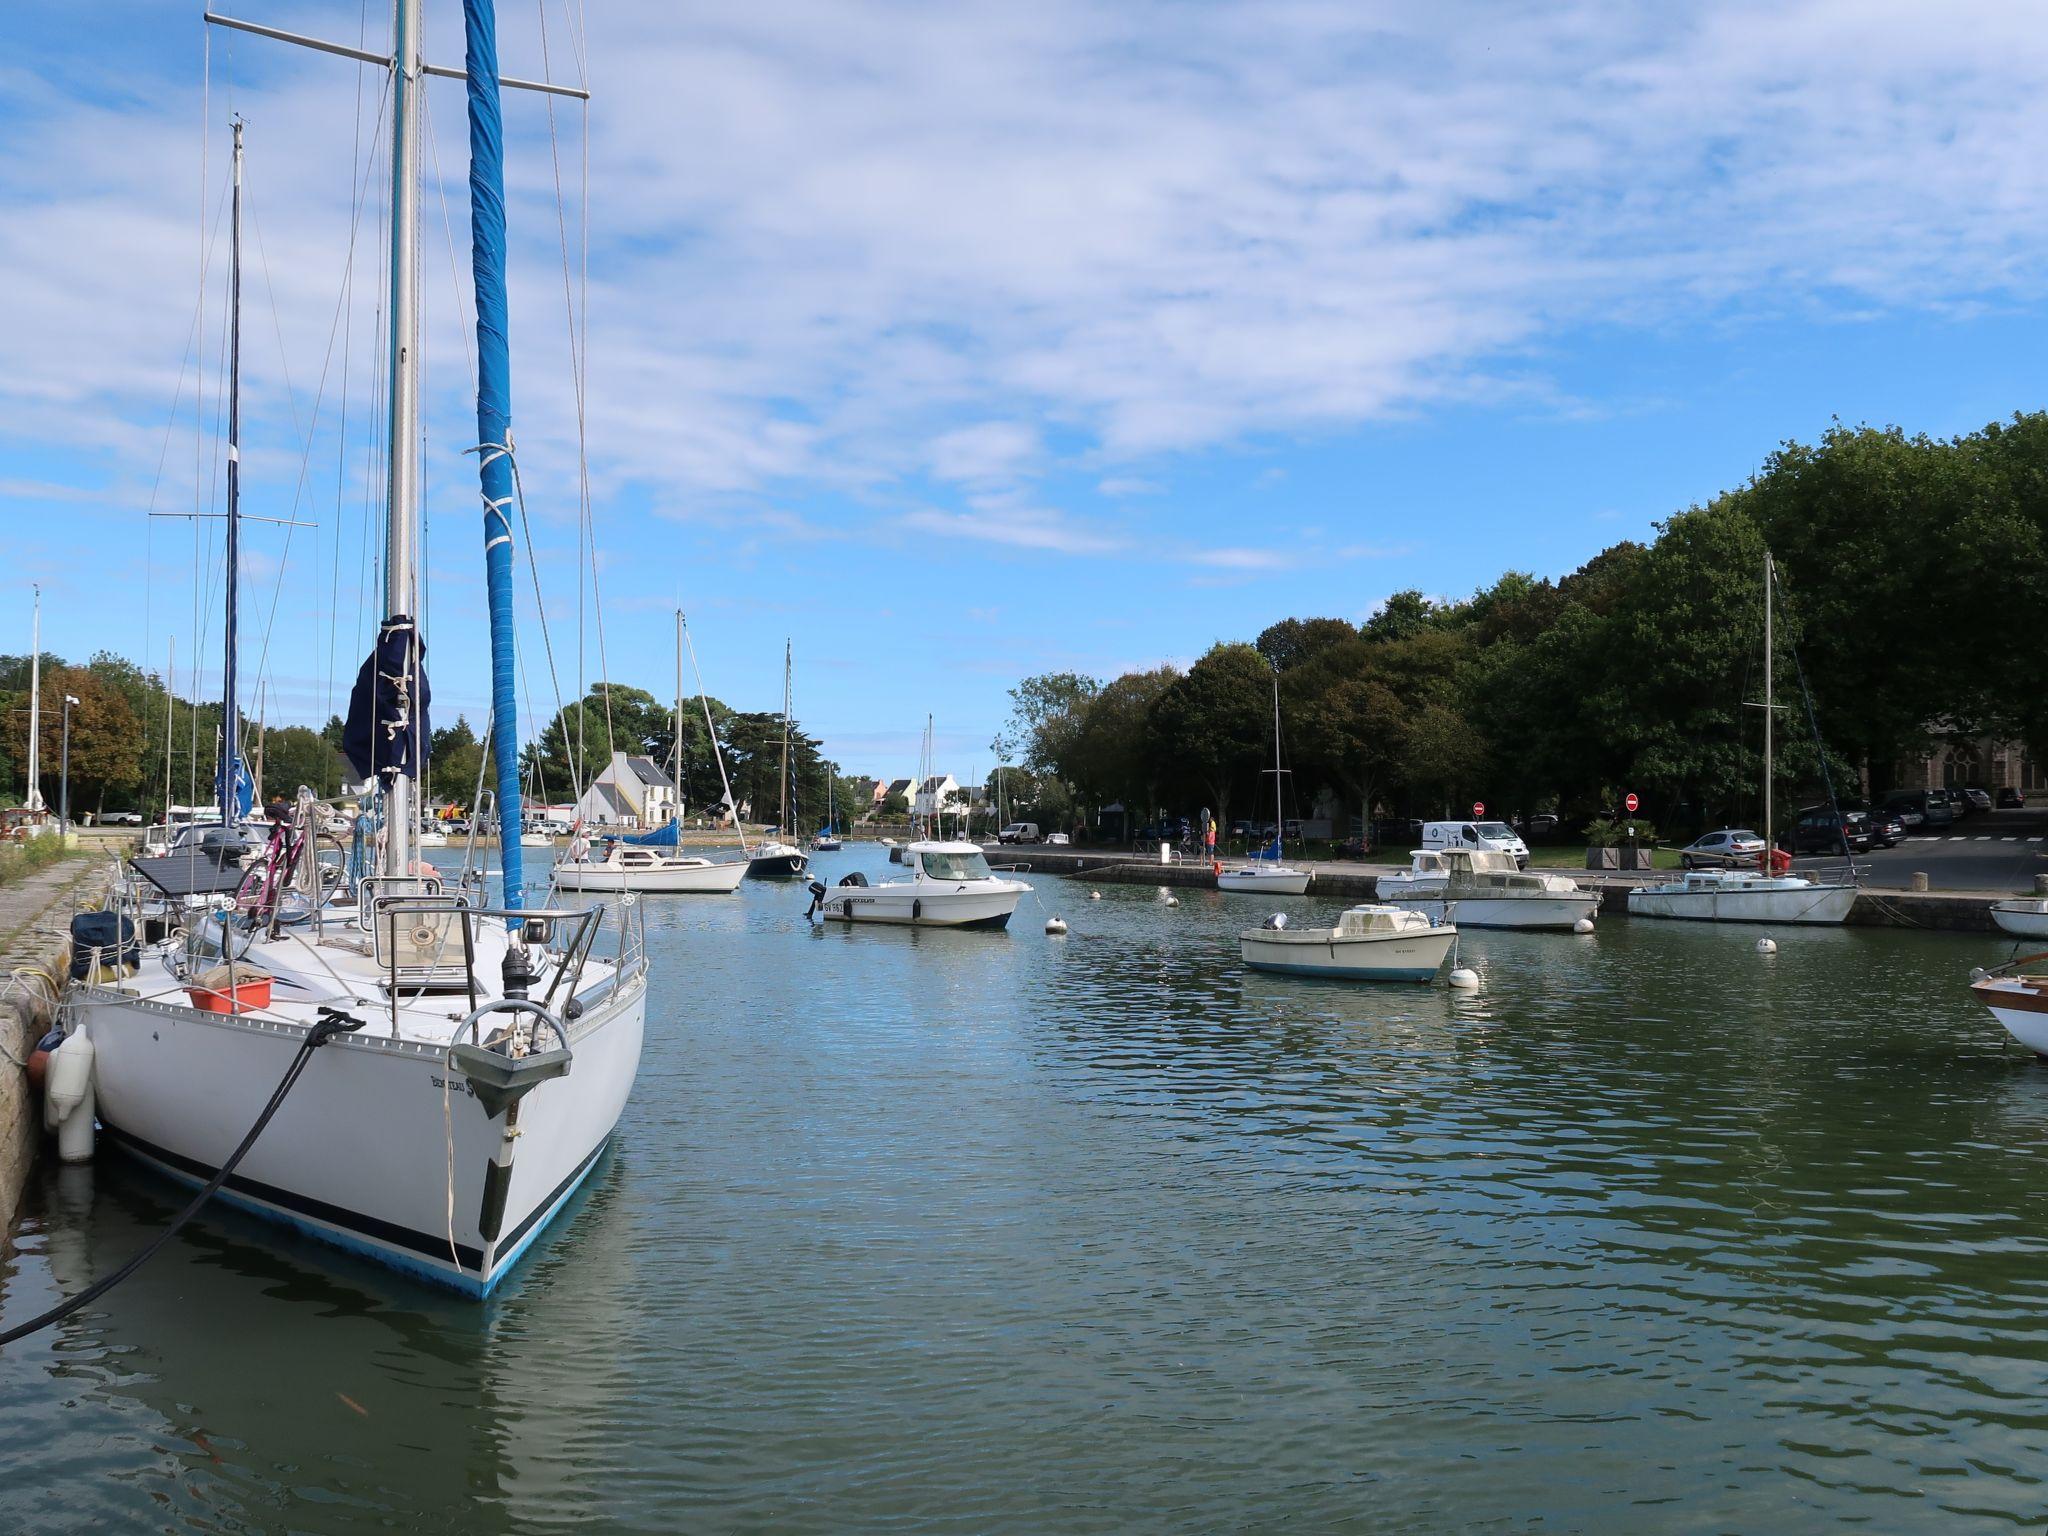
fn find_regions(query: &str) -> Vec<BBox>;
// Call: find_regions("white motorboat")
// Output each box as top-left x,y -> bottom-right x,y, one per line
1220,663 -> 1311,896
1973,967 -> 2048,1056
66,24 -> 647,1300
1239,905 -> 1456,982
1377,848 -> 1600,930
417,823 -> 449,848
813,841 -> 1029,929
553,840 -> 747,894
1626,869 -> 1857,924
1628,550 -> 1855,928
1989,899 -> 2048,940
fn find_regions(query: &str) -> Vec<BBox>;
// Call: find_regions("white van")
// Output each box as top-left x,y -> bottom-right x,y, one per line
998,822 -> 1041,844
1422,820 -> 1530,868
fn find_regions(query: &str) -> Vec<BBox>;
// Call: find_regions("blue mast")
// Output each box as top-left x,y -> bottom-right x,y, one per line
220,116 -> 245,830
462,0 -> 524,909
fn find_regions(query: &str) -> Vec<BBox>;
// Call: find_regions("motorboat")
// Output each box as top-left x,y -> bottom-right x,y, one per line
65,26 -> 646,1298
1989,899 -> 2048,940
553,837 -> 746,894
418,821 -> 449,848
1220,664 -> 1311,896
813,840 -> 1029,929
747,839 -> 810,881
1626,869 -> 1857,925
1377,848 -> 1599,930
1239,905 -> 1456,982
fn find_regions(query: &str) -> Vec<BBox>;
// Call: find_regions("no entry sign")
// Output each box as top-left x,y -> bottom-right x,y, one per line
1472,801 -> 1485,817
1625,792 -> 1640,814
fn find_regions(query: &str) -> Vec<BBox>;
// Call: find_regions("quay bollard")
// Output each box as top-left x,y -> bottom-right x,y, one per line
1910,871 -> 1929,893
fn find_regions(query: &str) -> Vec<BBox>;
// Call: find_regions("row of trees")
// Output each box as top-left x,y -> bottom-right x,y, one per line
1001,416 -> 2048,840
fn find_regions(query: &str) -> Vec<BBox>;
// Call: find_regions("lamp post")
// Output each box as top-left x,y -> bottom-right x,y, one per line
59,694 -> 79,832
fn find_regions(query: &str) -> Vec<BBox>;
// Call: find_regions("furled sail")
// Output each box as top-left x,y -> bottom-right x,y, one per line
463,0 -> 524,909
342,615 -> 430,784
623,818 -> 682,848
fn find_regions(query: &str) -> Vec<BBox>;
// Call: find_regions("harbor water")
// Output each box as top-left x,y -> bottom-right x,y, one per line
2,846 -> 2046,1531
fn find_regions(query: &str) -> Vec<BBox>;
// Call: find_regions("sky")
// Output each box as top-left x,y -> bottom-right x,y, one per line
4,0 -> 2046,784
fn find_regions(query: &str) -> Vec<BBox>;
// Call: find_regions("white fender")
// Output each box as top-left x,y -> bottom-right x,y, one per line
44,1027 -> 95,1134
56,1080 -> 95,1163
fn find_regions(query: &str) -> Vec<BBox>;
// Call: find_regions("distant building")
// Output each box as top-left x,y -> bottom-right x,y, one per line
913,774 -> 961,820
573,752 -> 679,829
1893,734 -> 2045,796
883,777 -> 915,811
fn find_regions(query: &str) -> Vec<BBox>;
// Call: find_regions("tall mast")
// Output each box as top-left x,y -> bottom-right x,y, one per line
1763,550 -> 1774,855
1271,662 -> 1284,860
220,116 -> 245,831
162,634 -> 176,821
382,0 -> 423,876
673,610 -> 684,817
779,639 -> 791,832
24,585 -> 41,811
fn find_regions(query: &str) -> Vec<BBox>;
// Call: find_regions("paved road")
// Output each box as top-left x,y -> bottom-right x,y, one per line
1788,806 -> 2048,892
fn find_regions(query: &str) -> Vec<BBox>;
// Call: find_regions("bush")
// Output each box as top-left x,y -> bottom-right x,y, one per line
1585,817 -> 1660,847
0,834 -> 79,887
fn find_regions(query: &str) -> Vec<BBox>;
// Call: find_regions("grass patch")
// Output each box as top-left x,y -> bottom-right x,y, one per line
0,834 -> 85,887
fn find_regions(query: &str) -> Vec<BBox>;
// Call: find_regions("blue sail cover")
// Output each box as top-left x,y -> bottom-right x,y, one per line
342,616 -> 430,784
463,0 -> 523,911
1251,837 -> 1283,862
214,754 -> 254,820
624,818 -> 681,848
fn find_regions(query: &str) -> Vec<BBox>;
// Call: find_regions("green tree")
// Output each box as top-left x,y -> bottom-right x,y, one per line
1147,643 -> 1272,830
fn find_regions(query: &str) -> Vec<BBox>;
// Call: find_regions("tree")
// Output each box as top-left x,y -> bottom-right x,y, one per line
1287,642 -> 1409,835
1255,617 -> 1357,671
1147,643 -> 1272,829
259,725 -> 355,803
429,717 -> 487,807
3,666 -> 143,816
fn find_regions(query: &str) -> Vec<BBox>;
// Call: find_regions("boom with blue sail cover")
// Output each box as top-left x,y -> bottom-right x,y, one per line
463,0 -> 524,909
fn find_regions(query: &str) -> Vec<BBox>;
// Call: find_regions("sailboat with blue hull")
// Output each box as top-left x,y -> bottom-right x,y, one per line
70,0 -> 646,1296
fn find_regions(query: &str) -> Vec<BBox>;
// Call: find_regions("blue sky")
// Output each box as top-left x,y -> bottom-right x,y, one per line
5,0 -> 2046,784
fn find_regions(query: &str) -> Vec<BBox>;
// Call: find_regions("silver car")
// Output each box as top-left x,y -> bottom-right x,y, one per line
1678,828 -> 1767,869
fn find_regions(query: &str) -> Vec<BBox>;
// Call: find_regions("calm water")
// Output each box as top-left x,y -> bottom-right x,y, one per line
3,846 -> 2047,1533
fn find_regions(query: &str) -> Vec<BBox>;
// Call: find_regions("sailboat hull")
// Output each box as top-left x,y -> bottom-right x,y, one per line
553,858 -> 747,894
1217,867 -> 1312,896
747,851 -> 809,881
1625,882 -> 1856,924
77,978 -> 646,1294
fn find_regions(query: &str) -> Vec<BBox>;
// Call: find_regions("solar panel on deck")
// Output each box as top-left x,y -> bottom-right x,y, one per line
131,852 -> 249,898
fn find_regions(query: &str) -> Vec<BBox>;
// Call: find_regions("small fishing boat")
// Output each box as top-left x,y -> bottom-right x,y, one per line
1239,905 -> 1456,982
1990,899 -> 2048,941
1219,664 -> 1311,896
1377,848 -> 1599,930
1973,958 -> 2048,1056
812,841 -> 1029,929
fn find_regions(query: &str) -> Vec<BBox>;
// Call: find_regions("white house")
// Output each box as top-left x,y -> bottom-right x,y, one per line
912,773 -> 962,821
574,752 -> 680,830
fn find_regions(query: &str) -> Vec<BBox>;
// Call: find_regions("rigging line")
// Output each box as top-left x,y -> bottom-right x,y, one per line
503,451 -> 583,803
420,78 -> 478,392
244,110 -> 388,702
326,1 -> 373,781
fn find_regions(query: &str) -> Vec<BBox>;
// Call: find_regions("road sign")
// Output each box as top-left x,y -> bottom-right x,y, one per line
1625,792 -> 1639,814
1472,801 -> 1485,817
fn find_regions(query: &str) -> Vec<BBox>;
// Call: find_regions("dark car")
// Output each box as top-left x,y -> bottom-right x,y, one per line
1933,787 -> 1968,820
1882,789 -> 1953,829
1869,813 -> 1905,849
1998,786 -> 2027,808
1962,787 -> 1994,813
1790,806 -> 1873,855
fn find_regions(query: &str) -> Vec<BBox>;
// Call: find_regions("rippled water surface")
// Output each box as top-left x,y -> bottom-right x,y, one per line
4,846 -> 2048,1532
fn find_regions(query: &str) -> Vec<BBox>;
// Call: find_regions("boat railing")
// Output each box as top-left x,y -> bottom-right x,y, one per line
371,899 -> 607,1035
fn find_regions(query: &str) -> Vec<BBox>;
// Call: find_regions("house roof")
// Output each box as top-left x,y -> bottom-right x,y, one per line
582,781 -> 633,818
886,778 -> 914,796
625,756 -> 674,790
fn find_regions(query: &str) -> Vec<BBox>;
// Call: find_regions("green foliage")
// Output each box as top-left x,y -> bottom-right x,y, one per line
1585,818 -> 1660,847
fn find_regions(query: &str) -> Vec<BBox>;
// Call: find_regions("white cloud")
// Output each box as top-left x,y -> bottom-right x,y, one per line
900,505 -> 1120,555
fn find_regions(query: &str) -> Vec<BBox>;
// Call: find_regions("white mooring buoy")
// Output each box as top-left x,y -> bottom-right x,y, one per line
1448,967 -> 1480,990
1755,936 -> 1778,955
1045,916 -> 1068,935
1573,917 -> 1595,934
1089,890 -> 1102,901
1165,894 -> 1181,907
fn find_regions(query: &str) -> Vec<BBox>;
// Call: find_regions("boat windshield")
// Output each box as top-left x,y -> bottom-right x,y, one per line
920,850 -> 993,882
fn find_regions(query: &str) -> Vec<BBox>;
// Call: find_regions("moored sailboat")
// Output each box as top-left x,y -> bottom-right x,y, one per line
1217,662 -> 1311,896
67,3 -> 645,1296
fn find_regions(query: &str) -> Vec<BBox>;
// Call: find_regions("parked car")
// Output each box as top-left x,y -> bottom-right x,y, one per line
1868,812 -> 1905,849
1677,829 -> 1767,869
1998,786 -> 2027,808
1044,831 -> 1070,846
1789,806 -> 1873,855
1962,787 -> 1994,813
1932,787 -> 1968,820
997,822 -> 1041,844
1881,789 -> 1952,829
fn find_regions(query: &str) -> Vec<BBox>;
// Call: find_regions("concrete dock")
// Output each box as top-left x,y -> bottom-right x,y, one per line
0,851 -> 99,1237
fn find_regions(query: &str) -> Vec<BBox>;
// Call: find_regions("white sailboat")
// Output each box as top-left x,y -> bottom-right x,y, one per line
1628,552 -> 1855,926
747,639 -> 809,881
554,610 -> 750,894
1218,663 -> 1311,896
68,11 -> 645,1296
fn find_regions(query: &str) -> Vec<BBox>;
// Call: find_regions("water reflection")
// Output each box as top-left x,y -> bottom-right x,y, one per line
4,849 -> 2047,1530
